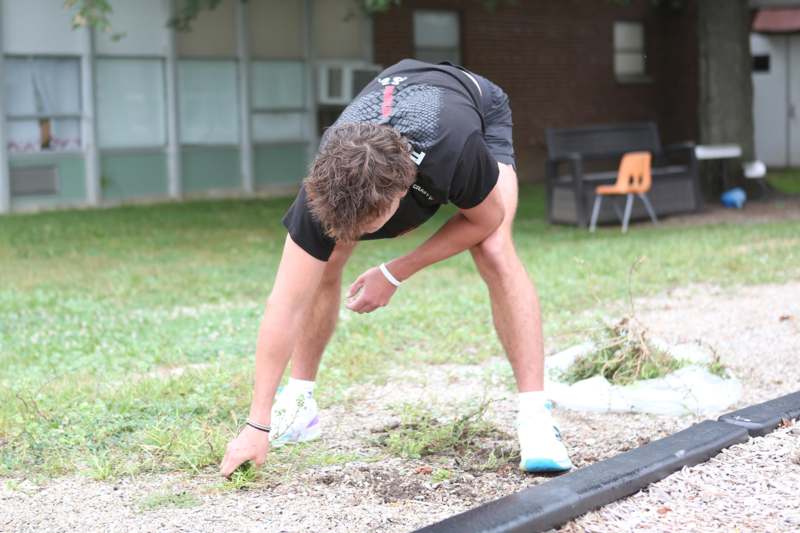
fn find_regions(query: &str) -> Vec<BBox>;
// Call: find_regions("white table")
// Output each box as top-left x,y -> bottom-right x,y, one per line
694,144 -> 743,192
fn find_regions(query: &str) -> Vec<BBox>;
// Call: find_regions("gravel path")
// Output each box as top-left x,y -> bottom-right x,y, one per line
630,282 -> 800,405
2,282 -> 799,532
564,424 -> 800,532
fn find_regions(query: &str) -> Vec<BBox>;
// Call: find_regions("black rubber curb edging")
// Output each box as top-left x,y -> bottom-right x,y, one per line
718,390 -> 800,436
414,421 -> 747,533
414,390 -> 800,533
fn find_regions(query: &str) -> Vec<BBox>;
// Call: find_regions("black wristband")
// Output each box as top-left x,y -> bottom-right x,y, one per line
246,420 -> 271,433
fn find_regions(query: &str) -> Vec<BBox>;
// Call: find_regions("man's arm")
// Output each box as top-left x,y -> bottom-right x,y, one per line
220,234 -> 326,477
389,177 -> 505,281
247,234 -> 327,423
345,177 -> 504,313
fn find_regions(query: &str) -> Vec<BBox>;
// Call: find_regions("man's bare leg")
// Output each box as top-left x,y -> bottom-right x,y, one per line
471,163 -> 572,471
469,163 -> 543,392
289,241 -> 358,380
270,241 -> 358,447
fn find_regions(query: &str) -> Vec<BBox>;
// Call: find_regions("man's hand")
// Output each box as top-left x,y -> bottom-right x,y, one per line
345,266 -> 398,313
219,425 -> 270,478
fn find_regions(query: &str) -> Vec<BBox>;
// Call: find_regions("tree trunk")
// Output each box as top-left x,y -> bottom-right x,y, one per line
697,0 -> 755,161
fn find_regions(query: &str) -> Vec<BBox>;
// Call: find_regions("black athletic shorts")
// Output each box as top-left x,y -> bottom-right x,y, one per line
471,72 -> 516,169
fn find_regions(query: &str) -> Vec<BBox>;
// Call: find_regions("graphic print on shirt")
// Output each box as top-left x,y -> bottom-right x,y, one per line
331,83 -> 442,155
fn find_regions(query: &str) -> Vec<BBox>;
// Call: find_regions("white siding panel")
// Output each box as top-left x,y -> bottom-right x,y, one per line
2,0 -> 83,55
314,0 -> 364,60
95,0 -> 170,56
249,0 -> 304,59
751,33 -> 789,167
176,0 -> 236,58
178,60 -> 239,144
789,35 -> 800,166
96,59 -> 166,148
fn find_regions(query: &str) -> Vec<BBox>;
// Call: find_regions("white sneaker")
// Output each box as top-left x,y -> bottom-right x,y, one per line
518,401 -> 574,472
269,387 -> 321,448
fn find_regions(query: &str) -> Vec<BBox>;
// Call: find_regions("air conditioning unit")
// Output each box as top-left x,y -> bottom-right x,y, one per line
318,62 -> 382,106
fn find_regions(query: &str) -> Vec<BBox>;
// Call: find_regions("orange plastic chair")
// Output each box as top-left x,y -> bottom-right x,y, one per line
589,151 -> 659,233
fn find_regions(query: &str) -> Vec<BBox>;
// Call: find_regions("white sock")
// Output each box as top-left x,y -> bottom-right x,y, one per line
518,391 -> 550,417
286,377 -> 315,397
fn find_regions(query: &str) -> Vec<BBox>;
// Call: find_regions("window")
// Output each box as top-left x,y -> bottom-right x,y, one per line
613,21 -> 648,82
752,54 -> 770,73
3,57 -> 82,153
326,66 -> 344,101
251,61 -> 308,143
413,10 -> 460,65
178,60 -> 239,144
96,59 -> 166,148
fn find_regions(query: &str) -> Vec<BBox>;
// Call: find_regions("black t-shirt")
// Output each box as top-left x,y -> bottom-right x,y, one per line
283,59 -> 500,261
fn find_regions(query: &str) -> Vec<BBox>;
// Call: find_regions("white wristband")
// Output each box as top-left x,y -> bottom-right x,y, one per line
379,262 -> 402,287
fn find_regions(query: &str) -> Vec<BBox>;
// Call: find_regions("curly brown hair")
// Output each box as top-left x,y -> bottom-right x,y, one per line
304,123 -> 417,242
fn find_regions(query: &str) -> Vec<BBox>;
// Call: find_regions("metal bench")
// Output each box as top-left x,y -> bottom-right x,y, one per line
545,122 -> 703,227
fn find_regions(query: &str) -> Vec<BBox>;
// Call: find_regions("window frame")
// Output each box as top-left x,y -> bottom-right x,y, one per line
412,9 -> 463,66
176,57 -> 241,147
250,58 -> 310,145
94,54 -> 169,151
752,54 -> 771,74
3,54 -> 84,155
613,20 -> 652,84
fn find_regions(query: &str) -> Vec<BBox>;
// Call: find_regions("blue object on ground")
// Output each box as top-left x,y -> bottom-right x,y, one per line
720,187 -> 746,208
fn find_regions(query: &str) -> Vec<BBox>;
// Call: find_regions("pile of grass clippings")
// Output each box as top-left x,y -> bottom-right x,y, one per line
562,317 -> 686,385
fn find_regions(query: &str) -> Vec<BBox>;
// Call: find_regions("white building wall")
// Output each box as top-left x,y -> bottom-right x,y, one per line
751,33 -> 789,167
789,36 -> 800,166
94,0 -> 170,56
314,0 -> 364,60
1,0 -> 376,213
2,0 -> 83,55
176,0 -> 236,57
250,0 -> 305,59
0,1 -> 8,213
248,0 -> 368,61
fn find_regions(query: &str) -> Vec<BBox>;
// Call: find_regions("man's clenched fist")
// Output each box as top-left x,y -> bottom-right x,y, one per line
345,266 -> 399,313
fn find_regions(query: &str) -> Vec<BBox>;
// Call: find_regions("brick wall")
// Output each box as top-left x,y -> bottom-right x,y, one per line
372,0 -> 699,181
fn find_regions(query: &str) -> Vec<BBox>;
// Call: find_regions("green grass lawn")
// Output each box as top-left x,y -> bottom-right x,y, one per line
768,167 -> 800,194
1,185 -> 798,482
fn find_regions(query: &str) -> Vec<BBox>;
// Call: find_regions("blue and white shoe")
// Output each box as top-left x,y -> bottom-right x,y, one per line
518,402 -> 574,472
269,387 -> 321,448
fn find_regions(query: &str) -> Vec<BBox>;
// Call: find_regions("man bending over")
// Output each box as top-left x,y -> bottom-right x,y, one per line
219,59 -> 573,477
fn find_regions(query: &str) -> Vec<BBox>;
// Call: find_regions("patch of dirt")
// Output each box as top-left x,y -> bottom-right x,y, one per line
730,237 -> 800,255
2,282 -> 799,532
661,195 -> 800,226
